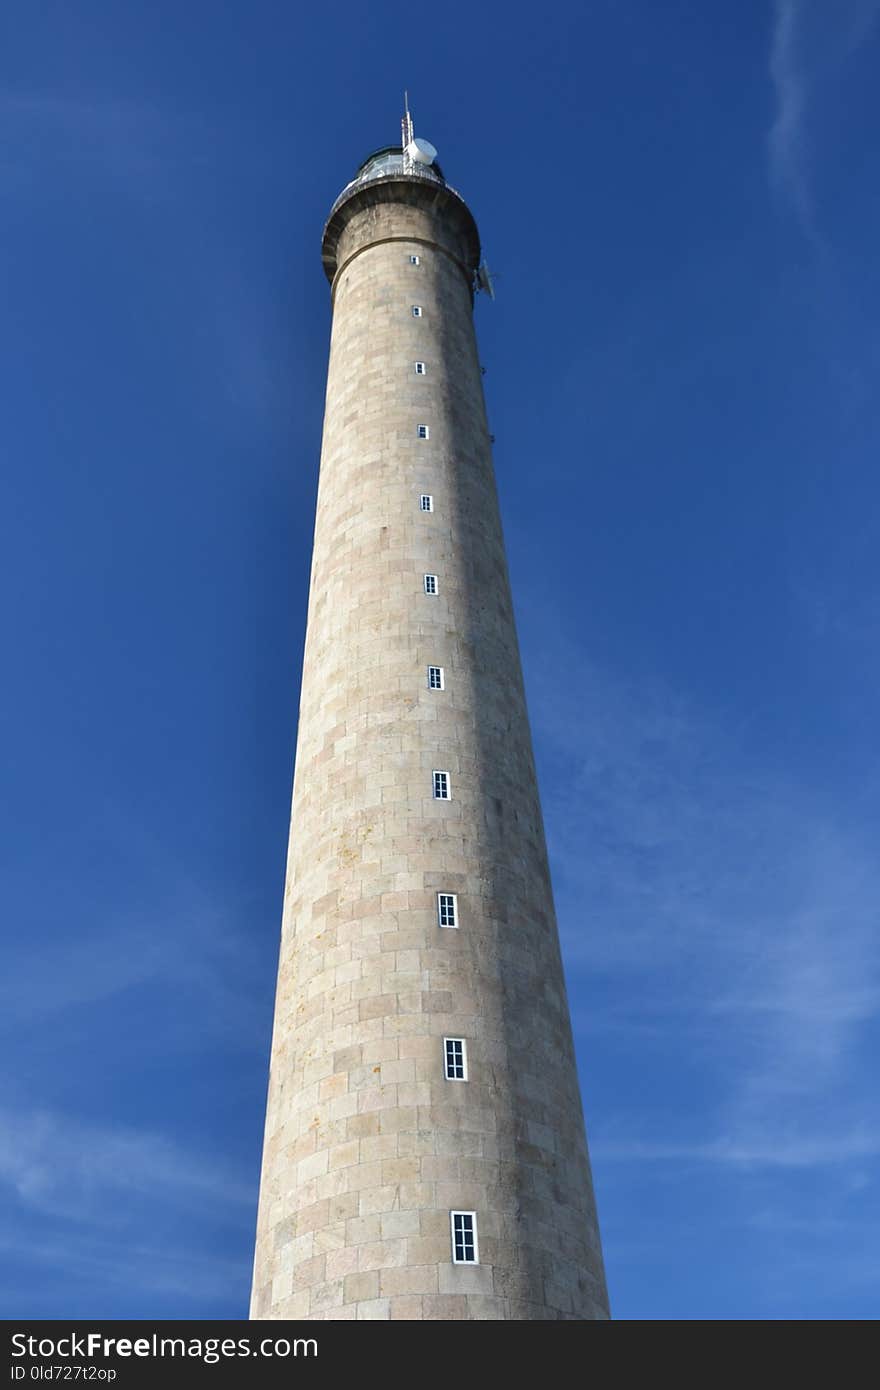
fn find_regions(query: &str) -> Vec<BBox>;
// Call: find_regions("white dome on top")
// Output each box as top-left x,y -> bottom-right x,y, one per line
406,136 -> 438,165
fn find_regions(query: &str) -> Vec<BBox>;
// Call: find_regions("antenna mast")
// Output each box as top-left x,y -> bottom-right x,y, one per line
402,92 -> 414,171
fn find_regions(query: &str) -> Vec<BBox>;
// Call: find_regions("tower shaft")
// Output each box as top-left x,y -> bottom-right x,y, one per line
250,147 -> 609,1320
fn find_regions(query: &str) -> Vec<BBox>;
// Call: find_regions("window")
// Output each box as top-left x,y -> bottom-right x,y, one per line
432,770 -> 450,800
412,305 -> 422,317
437,892 -> 457,927
417,424 -> 429,439
451,1211 -> 478,1264
427,665 -> 444,690
444,1038 -> 467,1081
419,494 -> 433,512
424,574 -> 437,595
415,361 -> 426,375
409,254 -> 420,266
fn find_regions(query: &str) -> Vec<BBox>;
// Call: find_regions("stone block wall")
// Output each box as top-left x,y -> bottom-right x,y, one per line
250,175 -> 609,1321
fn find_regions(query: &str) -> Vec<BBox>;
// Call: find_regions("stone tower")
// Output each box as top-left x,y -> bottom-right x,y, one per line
250,113 -> 609,1322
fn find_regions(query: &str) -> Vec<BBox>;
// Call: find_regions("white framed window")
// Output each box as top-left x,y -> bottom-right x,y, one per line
432,770 -> 450,800
409,254 -> 420,266
451,1211 -> 478,1264
444,1037 -> 467,1081
437,892 -> 457,927
415,361 -> 426,375
419,494 -> 433,512
427,665 -> 444,690
412,305 -> 423,317
417,424 -> 429,439
424,574 -> 438,595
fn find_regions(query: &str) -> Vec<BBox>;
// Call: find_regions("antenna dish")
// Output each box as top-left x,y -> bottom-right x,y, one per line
406,136 -> 437,165
476,260 -> 496,300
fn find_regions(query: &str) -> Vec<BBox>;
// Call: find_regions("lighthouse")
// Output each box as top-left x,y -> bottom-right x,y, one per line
250,107 -> 609,1321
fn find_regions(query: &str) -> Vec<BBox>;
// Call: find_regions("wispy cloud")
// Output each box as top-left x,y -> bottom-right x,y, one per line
0,893 -> 269,1061
517,599 -> 880,1310
522,609 -> 880,1174
767,0 -> 880,243
592,1129 -> 880,1169
768,0 -> 814,239
0,800 -> 270,1042
0,1230 -> 248,1303
0,1107 -> 253,1224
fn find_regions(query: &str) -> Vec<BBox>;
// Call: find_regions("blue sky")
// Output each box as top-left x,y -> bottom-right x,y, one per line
2,0 -> 879,1321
